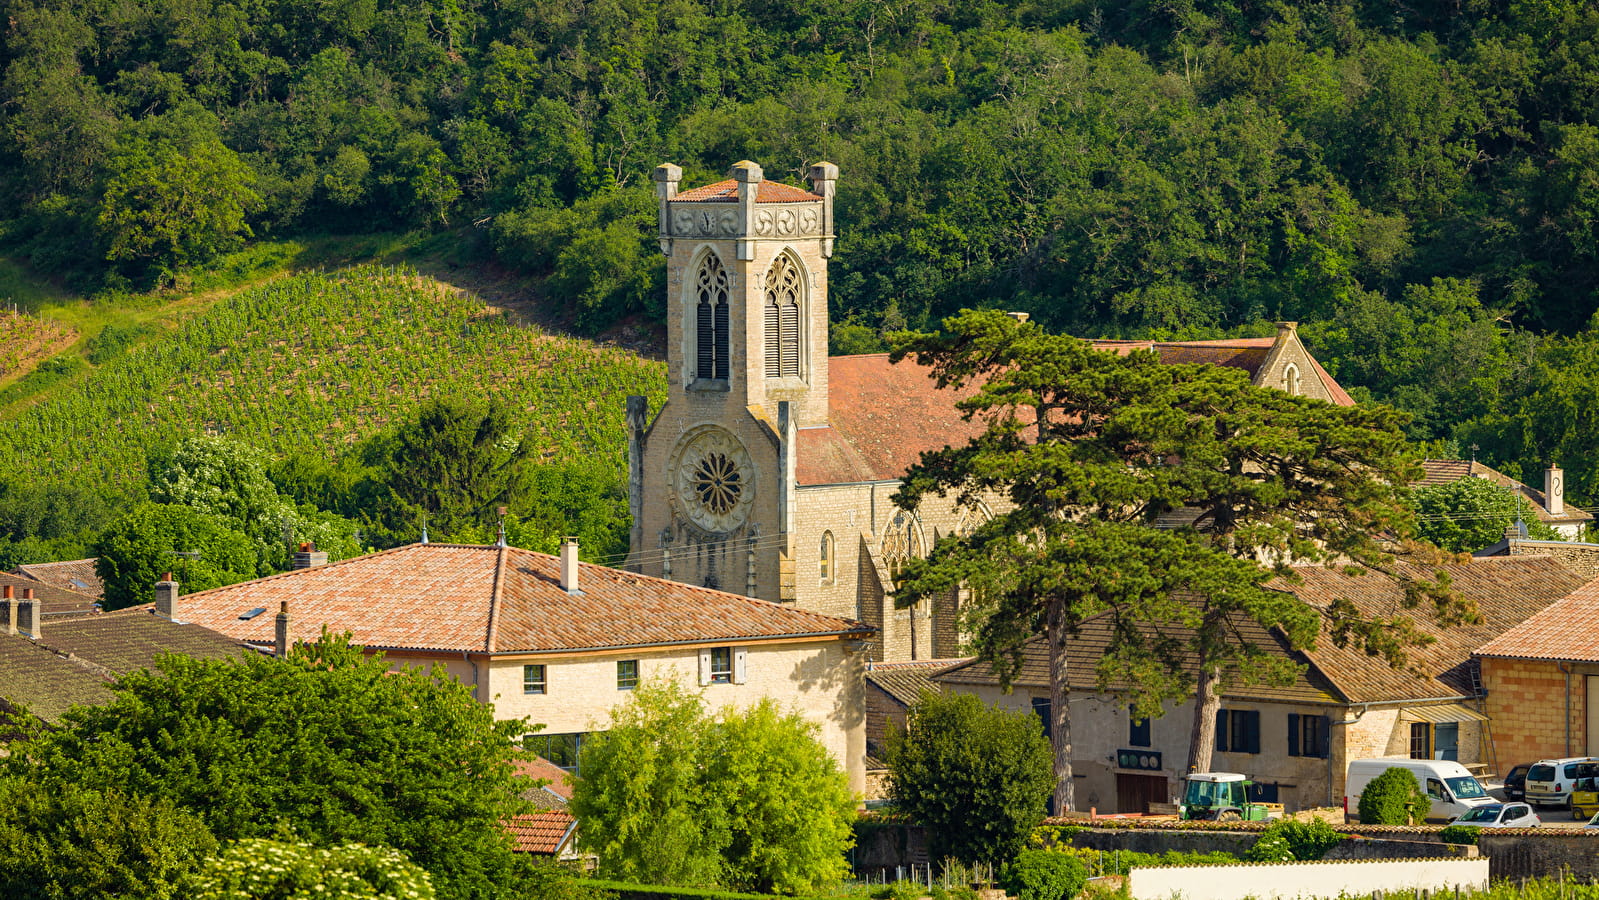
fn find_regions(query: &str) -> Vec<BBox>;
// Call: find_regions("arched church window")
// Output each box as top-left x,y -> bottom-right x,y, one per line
820,530 -> 835,584
764,253 -> 802,378
880,509 -> 924,587
1283,363 -> 1301,396
695,253 -> 730,381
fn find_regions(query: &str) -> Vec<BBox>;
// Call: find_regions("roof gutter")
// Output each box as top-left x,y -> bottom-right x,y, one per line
358,628 -> 877,659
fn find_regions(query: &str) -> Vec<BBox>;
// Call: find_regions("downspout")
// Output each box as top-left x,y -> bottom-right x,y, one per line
463,651 -> 480,703
1559,662 -> 1573,757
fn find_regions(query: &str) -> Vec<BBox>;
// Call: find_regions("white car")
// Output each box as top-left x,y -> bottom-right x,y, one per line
1450,802 -> 1541,828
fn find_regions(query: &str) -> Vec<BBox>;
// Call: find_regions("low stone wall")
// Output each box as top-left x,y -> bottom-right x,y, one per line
1060,829 -> 1258,857
853,822 -> 928,872
1478,831 -> 1599,882
1128,858 -> 1490,900
1323,839 -> 1476,860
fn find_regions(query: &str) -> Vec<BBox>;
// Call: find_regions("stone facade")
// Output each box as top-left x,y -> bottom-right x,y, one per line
1479,656 -> 1599,766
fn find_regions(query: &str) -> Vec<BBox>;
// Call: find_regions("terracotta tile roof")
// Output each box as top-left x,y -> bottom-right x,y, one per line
12,558 -> 104,600
505,811 -> 577,854
1416,460 -> 1592,525
1282,556 -> 1586,701
0,607 -> 248,724
866,658 -> 969,707
935,606 -> 1343,705
515,757 -> 574,809
174,544 -> 872,654
0,572 -> 101,619
1475,575 -> 1599,662
672,179 -> 821,203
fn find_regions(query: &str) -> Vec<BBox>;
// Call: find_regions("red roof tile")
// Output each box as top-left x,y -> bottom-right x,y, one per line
1475,575 -> 1599,663
515,757 -> 574,809
505,811 -> 577,854
673,179 -> 821,203
12,558 -> 104,600
174,544 -> 871,654
866,658 -> 969,707
1,572 -> 101,619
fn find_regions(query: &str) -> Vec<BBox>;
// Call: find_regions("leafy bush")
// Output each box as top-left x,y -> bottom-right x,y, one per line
1358,768 -> 1429,825
189,839 -> 434,900
1002,851 -> 1087,900
874,880 -> 927,900
1244,819 -> 1344,861
885,692 -> 1054,866
1439,824 -> 1483,845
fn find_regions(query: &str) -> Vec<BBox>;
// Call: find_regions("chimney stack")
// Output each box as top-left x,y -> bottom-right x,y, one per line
292,541 -> 328,570
1007,311 -> 1030,324
274,601 -> 292,657
1276,321 -> 1299,338
560,538 -> 581,595
2,585 -> 15,636
1546,466 -> 1565,517
17,588 -> 39,640
155,572 -> 179,621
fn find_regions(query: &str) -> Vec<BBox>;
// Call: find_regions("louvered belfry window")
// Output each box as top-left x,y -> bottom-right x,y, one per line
695,253 -> 730,381
764,254 -> 802,378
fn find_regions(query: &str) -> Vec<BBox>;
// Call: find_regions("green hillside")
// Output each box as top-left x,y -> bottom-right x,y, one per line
0,265 -> 665,496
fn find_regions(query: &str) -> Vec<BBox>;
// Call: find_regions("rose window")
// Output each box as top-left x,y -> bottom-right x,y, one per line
692,453 -> 742,515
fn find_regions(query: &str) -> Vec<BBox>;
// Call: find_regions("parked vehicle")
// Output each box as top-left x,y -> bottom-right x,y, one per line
1568,761 -> 1599,820
1179,773 -> 1280,822
1502,763 -> 1532,802
1524,757 -> 1599,809
1449,802 -> 1541,828
1346,758 -> 1497,823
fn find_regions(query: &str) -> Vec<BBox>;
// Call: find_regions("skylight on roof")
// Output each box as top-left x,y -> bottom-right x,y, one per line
69,579 -> 91,590
239,607 -> 268,621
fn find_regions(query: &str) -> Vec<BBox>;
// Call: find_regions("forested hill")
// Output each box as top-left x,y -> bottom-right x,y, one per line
5,1 -> 1599,498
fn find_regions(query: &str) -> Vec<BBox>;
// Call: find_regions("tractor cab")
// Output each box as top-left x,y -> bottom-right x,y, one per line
1181,773 -> 1265,821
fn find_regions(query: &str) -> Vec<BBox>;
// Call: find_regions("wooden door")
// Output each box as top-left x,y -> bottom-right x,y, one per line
1115,773 -> 1170,814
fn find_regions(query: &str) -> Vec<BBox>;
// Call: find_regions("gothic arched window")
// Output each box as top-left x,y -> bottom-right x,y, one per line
820,530 -> 835,584
1283,363 -> 1301,396
696,253 -> 730,381
764,253 -> 802,378
880,509 -> 924,588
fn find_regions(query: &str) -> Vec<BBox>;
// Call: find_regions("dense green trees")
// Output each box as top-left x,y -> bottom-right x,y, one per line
92,501 -> 258,610
571,680 -> 856,894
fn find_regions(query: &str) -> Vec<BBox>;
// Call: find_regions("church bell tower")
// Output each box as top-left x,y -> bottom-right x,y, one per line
625,160 -> 839,597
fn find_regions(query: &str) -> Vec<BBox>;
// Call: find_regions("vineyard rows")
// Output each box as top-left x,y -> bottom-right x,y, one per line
0,266 -> 667,491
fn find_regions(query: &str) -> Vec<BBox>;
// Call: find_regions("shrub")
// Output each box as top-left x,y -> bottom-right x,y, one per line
1439,824 -> 1483,845
1002,851 -> 1087,900
1245,819 -> 1345,861
189,839 -> 435,899
1358,768 -> 1429,825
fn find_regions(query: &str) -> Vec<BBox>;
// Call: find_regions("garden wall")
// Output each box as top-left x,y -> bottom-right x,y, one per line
1477,832 -> 1599,883
1127,858 -> 1489,900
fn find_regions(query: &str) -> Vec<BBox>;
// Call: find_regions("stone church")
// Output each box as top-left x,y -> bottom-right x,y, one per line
625,161 -> 1355,663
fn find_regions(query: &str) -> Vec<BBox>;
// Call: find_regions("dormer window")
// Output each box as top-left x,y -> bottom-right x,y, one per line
764,253 -> 802,378
696,253 -> 730,381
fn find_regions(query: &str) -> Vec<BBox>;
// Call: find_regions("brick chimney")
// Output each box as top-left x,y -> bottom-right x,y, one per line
1545,466 -> 1565,517
17,588 -> 40,640
274,601 -> 292,657
155,572 -> 179,621
2,585 -> 15,636
560,538 -> 581,595
292,542 -> 328,570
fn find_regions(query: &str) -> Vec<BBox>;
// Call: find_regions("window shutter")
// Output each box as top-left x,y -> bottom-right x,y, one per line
764,303 -> 780,377
1215,709 -> 1228,753
699,648 -> 712,686
1318,716 -> 1331,758
1288,714 -> 1300,757
733,647 -> 747,684
1245,711 -> 1261,754
713,300 -> 730,380
697,302 -> 714,380
779,303 -> 800,376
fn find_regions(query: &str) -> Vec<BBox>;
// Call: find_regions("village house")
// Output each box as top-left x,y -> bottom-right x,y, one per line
625,160 -> 1355,664
1417,460 -> 1591,541
1474,574 -> 1599,768
8,557 -> 105,602
169,540 -> 875,792
928,556 -> 1584,814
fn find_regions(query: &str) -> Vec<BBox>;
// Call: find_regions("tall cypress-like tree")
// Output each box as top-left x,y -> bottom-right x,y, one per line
889,311 -> 1470,809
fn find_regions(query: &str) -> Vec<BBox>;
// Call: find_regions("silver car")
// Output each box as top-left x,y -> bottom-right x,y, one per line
1450,802 -> 1541,828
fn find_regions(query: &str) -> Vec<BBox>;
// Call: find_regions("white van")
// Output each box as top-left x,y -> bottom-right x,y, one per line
1345,758 -> 1497,823
1524,757 -> 1599,808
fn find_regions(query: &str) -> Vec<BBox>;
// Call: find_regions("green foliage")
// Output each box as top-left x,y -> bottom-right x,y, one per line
86,322 -> 152,364
376,396 -> 530,544
1438,824 -> 1483,846
189,839 -> 435,900
1001,850 -> 1087,900
570,680 -> 856,895
883,691 -> 1054,866
1243,819 -> 1344,862
0,779 -> 218,900
1358,768 -> 1429,825
91,501 -> 257,610
1410,476 -> 1562,553
6,632 -> 535,900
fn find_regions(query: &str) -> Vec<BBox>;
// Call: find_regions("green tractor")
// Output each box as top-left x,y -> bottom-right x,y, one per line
1179,773 -> 1279,822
